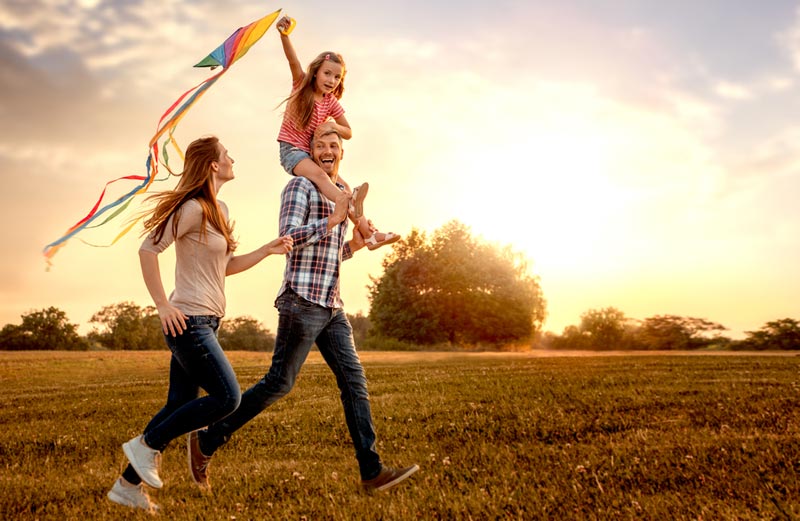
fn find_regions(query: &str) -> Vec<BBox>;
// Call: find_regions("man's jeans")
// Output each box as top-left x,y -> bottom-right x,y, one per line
203,289 -> 383,480
142,315 -> 241,452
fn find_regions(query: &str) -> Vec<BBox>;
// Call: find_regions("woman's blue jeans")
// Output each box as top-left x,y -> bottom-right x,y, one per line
141,315 -> 241,452
203,290 -> 382,480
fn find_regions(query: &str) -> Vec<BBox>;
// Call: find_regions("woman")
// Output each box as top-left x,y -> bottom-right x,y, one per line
107,136 -> 292,512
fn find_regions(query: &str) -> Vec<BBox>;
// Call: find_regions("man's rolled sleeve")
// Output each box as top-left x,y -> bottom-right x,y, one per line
280,178 -> 331,249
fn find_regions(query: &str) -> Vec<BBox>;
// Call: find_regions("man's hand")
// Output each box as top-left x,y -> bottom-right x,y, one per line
349,225 -> 366,252
329,190 -> 351,230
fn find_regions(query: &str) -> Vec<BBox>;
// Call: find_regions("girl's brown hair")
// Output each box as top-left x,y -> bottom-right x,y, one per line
142,136 -> 237,253
284,51 -> 346,131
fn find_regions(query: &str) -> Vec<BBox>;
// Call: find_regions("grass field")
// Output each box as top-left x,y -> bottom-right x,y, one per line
1,350 -> 799,520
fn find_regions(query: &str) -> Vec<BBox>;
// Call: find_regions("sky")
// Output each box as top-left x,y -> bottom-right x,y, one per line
1,0 -> 799,340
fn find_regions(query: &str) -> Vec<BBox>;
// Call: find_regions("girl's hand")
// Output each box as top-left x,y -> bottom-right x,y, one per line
277,16 -> 295,35
314,120 -> 338,139
157,303 -> 188,337
265,236 -> 294,256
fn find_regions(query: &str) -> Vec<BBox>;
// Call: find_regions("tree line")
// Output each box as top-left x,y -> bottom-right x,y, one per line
539,307 -> 800,351
0,304 -> 279,352
2,220 -> 798,351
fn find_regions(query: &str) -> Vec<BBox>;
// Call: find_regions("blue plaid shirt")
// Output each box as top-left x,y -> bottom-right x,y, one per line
276,176 -> 353,309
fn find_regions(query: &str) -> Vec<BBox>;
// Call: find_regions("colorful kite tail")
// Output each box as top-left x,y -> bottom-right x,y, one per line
43,9 -> 282,267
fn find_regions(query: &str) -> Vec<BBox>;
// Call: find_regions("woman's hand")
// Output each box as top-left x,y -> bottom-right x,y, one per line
264,235 -> 294,256
157,303 -> 188,337
226,236 -> 294,276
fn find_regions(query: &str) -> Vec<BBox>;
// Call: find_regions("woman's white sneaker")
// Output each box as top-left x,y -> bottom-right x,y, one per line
107,477 -> 159,513
122,435 -> 163,489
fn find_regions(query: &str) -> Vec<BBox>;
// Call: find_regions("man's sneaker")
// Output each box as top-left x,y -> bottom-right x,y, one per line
187,430 -> 212,491
107,477 -> 159,513
350,183 -> 369,219
122,435 -> 163,489
362,464 -> 419,492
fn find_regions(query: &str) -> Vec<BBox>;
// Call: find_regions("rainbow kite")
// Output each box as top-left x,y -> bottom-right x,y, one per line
43,8 -> 283,267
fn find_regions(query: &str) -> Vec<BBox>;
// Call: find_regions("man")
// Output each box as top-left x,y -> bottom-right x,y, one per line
187,129 -> 418,492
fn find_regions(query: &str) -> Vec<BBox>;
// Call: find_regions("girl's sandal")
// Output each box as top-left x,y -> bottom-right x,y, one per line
350,183 -> 369,219
365,232 -> 400,251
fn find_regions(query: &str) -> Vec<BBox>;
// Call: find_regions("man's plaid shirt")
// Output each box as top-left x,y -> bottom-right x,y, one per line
276,176 -> 353,309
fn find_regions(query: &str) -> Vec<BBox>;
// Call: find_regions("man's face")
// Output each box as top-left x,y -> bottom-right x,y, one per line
312,133 -> 343,179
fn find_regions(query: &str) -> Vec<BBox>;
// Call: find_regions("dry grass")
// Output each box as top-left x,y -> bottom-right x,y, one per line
1,350 -> 799,519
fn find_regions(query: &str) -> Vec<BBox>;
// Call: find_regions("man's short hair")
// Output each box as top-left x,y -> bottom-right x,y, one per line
311,128 -> 342,146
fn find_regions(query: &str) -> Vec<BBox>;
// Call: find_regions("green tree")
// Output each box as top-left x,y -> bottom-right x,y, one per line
579,307 -> 629,350
347,312 -> 371,348
740,318 -> 800,350
551,324 -> 591,350
636,315 -> 727,350
368,221 -> 546,347
218,316 -> 275,351
0,307 -> 87,350
551,307 -> 636,350
88,301 -> 164,350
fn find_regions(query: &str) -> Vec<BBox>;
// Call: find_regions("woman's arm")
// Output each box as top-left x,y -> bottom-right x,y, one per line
226,236 -> 293,276
139,249 -> 188,337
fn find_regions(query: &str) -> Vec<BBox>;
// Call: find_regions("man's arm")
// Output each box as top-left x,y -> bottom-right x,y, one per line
279,178 -> 349,249
342,224 -> 367,261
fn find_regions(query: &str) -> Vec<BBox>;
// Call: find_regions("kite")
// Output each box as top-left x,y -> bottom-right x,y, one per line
42,8 -> 284,267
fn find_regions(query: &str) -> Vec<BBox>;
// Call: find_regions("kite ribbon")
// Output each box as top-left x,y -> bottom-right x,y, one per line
43,8 -> 282,267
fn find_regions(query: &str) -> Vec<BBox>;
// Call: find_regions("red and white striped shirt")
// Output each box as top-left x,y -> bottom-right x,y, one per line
277,84 -> 345,153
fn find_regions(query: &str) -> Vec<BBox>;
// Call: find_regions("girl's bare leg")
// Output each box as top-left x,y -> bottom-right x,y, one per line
293,158 -> 346,201
356,216 -> 400,250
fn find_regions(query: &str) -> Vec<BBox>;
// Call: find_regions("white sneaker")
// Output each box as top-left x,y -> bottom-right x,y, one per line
122,435 -> 163,489
107,477 -> 159,512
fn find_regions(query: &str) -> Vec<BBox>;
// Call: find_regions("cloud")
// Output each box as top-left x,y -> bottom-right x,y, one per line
713,80 -> 753,100
0,0 -> 271,98
0,38 -> 101,142
777,5 -> 800,73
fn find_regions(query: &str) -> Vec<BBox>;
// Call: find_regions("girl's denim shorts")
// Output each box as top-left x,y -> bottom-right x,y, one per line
279,141 -> 311,176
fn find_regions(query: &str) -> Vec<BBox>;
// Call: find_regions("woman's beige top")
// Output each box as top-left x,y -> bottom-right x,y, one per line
139,199 -> 232,317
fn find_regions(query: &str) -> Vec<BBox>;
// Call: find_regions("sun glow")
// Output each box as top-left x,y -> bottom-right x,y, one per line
445,106 -> 631,274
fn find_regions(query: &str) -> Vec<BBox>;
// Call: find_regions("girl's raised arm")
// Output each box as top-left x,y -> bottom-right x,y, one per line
277,16 -> 304,84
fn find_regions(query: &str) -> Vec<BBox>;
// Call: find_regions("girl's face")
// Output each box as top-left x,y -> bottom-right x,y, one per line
314,61 -> 343,95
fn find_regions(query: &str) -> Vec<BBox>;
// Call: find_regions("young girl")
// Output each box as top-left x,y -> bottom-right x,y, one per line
275,15 -> 399,250
106,136 -> 293,513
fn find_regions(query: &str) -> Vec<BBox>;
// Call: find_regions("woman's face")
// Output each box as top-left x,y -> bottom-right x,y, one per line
213,143 -> 235,184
